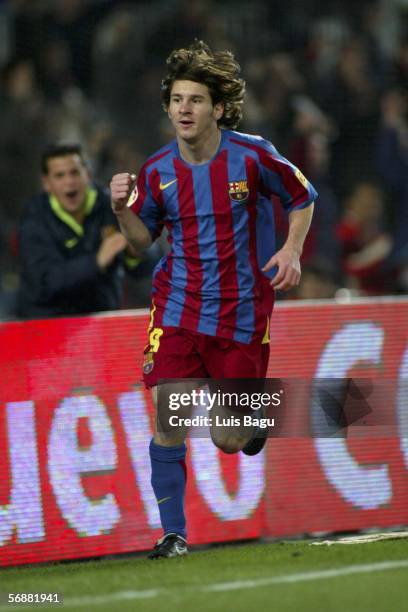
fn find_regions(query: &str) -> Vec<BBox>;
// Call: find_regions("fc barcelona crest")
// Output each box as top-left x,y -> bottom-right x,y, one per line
228,180 -> 249,202
143,352 -> 154,374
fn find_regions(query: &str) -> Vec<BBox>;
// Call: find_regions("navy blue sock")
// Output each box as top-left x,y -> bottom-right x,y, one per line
149,439 -> 187,539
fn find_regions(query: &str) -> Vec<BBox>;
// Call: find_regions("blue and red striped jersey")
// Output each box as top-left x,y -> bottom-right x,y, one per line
130,130 -> 318,343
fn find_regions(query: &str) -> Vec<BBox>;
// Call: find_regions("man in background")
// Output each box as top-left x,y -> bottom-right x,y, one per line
17,143 -> 141,319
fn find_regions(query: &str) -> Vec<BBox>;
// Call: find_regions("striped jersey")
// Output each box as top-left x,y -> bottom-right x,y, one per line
130,130 -> 317,343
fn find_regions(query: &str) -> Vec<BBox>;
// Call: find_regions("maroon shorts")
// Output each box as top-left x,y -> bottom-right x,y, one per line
142,325 -> 270,388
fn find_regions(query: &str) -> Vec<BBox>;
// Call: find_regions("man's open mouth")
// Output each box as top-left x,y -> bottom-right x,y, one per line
65,190 -> 79,199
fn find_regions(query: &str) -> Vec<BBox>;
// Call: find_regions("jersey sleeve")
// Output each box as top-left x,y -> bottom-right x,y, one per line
129,165 -> 164,240
257,140 -> 318,211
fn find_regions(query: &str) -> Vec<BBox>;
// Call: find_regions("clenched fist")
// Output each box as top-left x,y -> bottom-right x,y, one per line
110,173 -> 137,213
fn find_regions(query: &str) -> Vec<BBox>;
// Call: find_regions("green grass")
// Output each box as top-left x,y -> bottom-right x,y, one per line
1,539 -> 407,612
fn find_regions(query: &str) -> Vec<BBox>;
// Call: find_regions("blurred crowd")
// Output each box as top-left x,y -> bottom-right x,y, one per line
0,0 -> 407,318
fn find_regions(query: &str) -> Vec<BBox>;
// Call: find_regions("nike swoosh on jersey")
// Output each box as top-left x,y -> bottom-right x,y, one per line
159,179 -> 177,191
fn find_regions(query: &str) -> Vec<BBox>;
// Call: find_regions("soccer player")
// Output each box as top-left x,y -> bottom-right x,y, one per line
110,41 -> 317,558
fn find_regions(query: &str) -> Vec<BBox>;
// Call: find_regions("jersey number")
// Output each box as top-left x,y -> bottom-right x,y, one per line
149,327 -> 163,352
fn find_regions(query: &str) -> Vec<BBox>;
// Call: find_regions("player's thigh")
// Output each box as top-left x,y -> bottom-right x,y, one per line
204,337 -> 270,452
145,327 -> 208,445
152,379 -> 204,446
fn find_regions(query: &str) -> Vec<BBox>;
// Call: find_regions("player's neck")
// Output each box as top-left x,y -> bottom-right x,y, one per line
177,128 -> 222,165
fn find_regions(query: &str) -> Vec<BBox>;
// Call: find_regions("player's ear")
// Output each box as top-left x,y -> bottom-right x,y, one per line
214,102 -> 224,121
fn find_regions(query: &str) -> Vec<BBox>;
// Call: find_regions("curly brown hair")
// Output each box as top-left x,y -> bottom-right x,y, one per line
161,40 -> 245,129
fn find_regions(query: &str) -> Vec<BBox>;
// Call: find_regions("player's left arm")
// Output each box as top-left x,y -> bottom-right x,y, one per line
257,139 -> 318,290
262,204 -> 314,290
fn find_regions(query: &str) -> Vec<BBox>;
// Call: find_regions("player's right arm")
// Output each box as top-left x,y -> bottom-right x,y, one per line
110,173 -> 152,251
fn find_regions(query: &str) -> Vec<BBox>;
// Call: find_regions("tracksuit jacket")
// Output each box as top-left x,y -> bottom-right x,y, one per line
17,185 -> 138,319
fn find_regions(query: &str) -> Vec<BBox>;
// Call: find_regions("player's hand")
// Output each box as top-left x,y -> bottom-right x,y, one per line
110,173 -> 136,213
96,232 -> 127,271
262,247 -> 301,291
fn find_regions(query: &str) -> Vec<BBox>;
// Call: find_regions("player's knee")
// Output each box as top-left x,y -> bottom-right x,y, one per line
211,430 -> 244,454
218,440 -> 242,454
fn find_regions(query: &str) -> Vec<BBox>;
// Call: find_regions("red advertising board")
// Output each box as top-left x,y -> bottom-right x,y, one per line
265,300 -> 408,537
0,298 -> 407,566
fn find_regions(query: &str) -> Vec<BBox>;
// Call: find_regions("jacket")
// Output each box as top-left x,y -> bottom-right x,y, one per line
17,186 -> 132,319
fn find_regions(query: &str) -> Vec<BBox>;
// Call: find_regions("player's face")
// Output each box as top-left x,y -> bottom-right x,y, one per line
42,154 -> 90,214
168,80 -> 224,143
